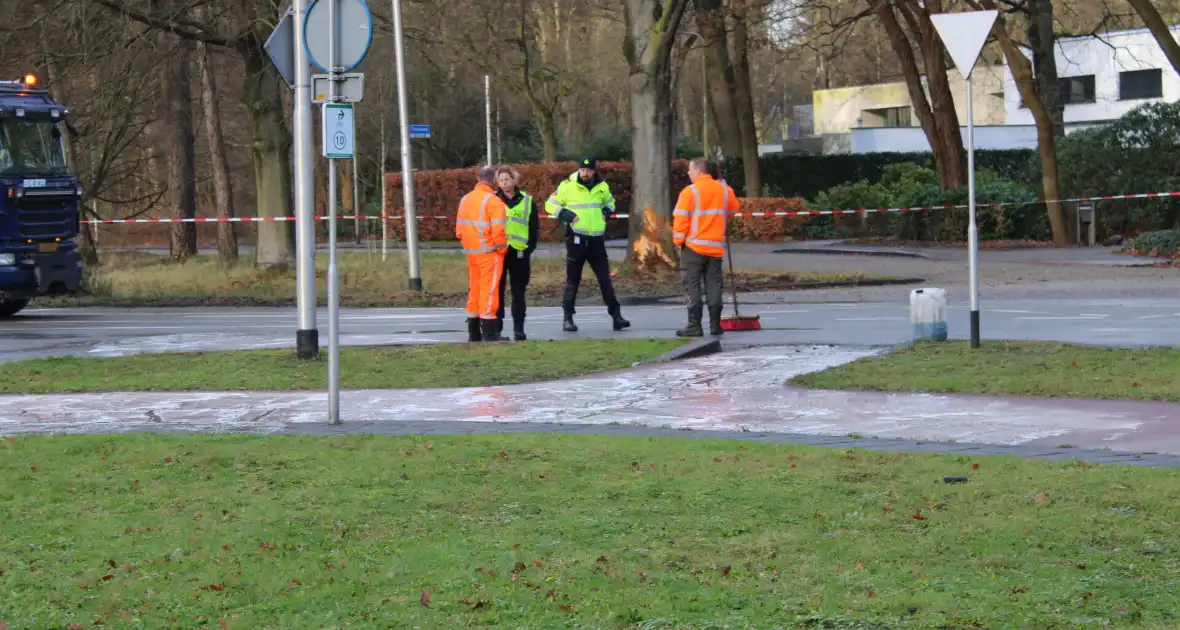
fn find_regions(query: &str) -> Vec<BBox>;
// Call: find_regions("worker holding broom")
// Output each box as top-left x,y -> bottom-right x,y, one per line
673,157 -> 741,337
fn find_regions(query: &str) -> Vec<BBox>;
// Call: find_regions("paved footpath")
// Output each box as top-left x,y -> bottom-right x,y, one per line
3,345 -> 1179,467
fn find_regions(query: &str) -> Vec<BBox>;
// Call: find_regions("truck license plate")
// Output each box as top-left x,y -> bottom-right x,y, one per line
38,242 -> 58,253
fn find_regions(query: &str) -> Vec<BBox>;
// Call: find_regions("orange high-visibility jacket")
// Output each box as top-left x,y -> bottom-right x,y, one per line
455,183 -> 508,254
673,175 -> 740,258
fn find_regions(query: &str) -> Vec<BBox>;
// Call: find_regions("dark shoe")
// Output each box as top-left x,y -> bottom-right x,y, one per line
611,313 -> 631,331
513,320 -> 526,341
676,307 -> 703,337
467,318 -> 483,343
493,319 -> 504,336
562,315 -> 578,332
480,319 -> 504,342
709,306 -> 724,336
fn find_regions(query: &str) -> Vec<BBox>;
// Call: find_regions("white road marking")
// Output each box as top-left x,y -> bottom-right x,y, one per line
1013,316 -> 1107,321
835,317 -> 908,322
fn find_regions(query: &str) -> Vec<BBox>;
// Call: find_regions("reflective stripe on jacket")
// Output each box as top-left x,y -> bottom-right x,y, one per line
455,183 -> 508,255
505,192 -> 533,251
672,175 -> 740,258
544,172 -> 615,237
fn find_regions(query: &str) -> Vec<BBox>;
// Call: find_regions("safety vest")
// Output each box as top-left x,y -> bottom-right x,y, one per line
673,175 -> 737,258
505,192 -> 533,251
545,173 -> 615,237
455,183 -> 507,255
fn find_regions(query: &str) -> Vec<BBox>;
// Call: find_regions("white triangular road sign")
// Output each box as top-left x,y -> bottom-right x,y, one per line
931,10 -> 998,81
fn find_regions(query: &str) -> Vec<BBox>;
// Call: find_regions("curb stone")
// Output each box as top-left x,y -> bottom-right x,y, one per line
646,338 -> 721,364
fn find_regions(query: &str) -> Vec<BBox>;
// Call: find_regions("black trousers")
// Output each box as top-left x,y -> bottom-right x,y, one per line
495,249 -> 532,323
681,247 -> 724,313
563,233 -> 620,315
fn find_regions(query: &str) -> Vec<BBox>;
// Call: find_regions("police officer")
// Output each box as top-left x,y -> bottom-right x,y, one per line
545,157 -> 630,333
493,165 -> 539,341
673,157 -> 739,336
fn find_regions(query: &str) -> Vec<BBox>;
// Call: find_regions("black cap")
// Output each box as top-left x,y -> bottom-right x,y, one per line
579,156 -> 597,170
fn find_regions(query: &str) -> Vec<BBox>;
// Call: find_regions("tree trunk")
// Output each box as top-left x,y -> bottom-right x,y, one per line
727,0 -> 760,196
979,3 -> 1069,246
536,107 -> 560,162
623,0 -> 690,270
879,0 -> 967,189
161,30 -> 197,259
1128,0 -> 1180,77
1028,0 -> 1063,139
197,36 -> 239,263
695,0 -> 742,158
241,39 -> 295,268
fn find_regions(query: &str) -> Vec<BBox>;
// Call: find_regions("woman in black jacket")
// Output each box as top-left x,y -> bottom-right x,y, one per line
493,166 -> 540,341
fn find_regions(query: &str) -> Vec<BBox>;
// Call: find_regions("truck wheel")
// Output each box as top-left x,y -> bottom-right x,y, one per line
0,298 -> 30,318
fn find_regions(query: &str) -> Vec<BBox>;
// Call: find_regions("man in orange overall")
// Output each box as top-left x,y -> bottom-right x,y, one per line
456,167 -> 509,342
673,157 -> 740,337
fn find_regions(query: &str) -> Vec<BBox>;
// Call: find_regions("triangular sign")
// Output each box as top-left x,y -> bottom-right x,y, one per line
930,10 -> 998,81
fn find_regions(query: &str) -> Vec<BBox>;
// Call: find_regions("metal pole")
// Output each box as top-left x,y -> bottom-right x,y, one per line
380,112 -> 388,261
353,134 -> 361,245
327,0 -> 341,424
485,74 -> 492,165
392,0 -> 421,291
967,74 -> 980,349
701,53 -> 708,157
293,0 -> 318,359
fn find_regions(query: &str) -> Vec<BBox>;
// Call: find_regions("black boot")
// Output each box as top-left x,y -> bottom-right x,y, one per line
513,319 -> 527,341
709,306 -> 725,336
562,313 -> 578,332
467,318 -> 483,343
480,319 -> 504,342
610,308 -> 631,331
676,307 -> 704,338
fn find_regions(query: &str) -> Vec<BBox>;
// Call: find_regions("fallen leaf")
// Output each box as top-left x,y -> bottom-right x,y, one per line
193,513 -> 204,521
219,621 -> 230,630
912,511 -> 926,521
29,466 -> 36,472
164,457 -> 173,463
420,588 -> 432,607
1132,381 -> 1141,388
513,544 -> 520,549
884,506 -> 895,513
721,566 -> 731,577
514,561 -> 527,573
107,559 -> 116,568
259,541 -> 276,551
559,604 -> 574,612
856,562 -> 864,570
596,555 -> 609,563
475,567 -> 485,573
222,545 -> 231,551
867,591 -> 877,599
424,443 -> 434,451
790,464 -> 797,469
499,451 -> 510,459
1010,586 -> 1029,594
533,561 -> 543,568
199,584 -> 225,592
101,574 -> 114,581
972,463 -> 980,470
1036,493 -> 1051,504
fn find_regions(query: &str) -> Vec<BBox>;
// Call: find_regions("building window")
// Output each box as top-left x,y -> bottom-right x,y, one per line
1120,69 -> 1163,100
1058,75 -> 1096,105
862,106 -> 911,128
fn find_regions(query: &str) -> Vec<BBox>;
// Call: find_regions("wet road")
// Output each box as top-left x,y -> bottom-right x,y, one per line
3,296 -> 1180,362
5,345 -> 1179,455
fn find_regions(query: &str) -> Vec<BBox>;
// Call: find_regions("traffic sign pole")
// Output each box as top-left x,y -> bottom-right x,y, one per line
327,0 -> 341,424
293,0 -> 319,361
392,0 -> 422,291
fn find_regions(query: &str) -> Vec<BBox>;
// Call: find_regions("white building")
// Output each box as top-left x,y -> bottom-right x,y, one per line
810,25 -> 1180,154
1003,26 -> 1180,126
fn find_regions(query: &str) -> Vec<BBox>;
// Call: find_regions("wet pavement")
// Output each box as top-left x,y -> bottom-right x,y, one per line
4,345 -> 1180,460
6,295 -> 1180,363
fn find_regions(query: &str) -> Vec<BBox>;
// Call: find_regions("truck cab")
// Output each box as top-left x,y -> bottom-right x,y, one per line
0,74 -> 83,318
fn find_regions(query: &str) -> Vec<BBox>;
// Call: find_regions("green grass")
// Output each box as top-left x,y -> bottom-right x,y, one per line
791,341 -> 1180,402
57,251 -> 895,308
0,340 -> 686,394
2,434 -> 1178,628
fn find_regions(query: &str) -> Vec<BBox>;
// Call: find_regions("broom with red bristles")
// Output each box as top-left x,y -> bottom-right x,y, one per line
719,223 -> 761,332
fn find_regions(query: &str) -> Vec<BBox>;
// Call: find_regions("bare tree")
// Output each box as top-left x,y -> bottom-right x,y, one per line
196,7 -> 238,263
623,0 -> 692,269
727,0 -> 761,195
156,0 -> 198,260
1126,0 -> 1180,76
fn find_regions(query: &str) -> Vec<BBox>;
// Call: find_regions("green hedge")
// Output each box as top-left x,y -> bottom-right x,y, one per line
721,149 -> 1037,199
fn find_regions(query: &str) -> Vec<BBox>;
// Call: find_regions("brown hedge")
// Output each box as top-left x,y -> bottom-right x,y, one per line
382,161 -> 811,243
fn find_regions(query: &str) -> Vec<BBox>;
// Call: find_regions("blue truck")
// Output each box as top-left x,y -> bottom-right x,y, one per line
0,74 -> 83,318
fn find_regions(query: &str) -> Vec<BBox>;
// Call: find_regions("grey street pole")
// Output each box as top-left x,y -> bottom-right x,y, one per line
352,133 -> 361,244
293,0 -> 318,359
327,0 -> 341,424
967,73 -> 980,349
485,74 -> 492,165
392,0 -> 421,291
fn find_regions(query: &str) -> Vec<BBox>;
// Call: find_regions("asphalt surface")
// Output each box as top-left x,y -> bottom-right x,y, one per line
3,295 -> 1180,362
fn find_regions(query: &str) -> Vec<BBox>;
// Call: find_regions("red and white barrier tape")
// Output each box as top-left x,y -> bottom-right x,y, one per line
80,190 -> 1180,224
